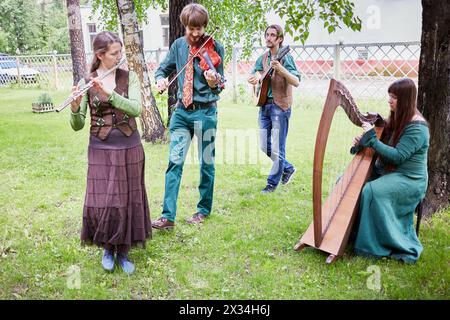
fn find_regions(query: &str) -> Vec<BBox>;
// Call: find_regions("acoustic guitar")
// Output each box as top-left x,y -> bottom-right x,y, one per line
252,45 -> 291,106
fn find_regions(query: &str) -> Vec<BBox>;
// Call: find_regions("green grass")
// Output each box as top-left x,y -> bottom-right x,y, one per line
0,88 -> 448,300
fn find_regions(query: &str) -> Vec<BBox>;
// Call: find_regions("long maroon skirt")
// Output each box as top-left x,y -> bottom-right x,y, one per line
81,143 -> 152,248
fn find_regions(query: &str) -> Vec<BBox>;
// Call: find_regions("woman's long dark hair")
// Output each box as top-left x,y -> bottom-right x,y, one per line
381,78 -> 426,172
90,31 -> 123,73
383,78 -> 424,147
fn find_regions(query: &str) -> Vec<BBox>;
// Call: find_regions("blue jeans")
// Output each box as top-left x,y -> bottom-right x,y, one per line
259,103 -> 294,186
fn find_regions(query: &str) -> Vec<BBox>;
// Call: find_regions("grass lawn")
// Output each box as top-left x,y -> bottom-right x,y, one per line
0,87 -> 448,300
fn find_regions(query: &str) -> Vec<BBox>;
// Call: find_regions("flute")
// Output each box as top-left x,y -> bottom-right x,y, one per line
55,58 -> 126,113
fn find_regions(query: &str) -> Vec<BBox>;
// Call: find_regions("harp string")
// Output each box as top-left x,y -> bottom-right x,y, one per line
321,92 -> 367,236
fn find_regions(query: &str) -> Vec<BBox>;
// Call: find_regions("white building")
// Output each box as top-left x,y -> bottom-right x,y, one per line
279,0 -> 422,45
80,5 -> 170,52
80,0 -> 422,52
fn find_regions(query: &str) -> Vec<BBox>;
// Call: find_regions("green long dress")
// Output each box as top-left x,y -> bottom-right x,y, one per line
354,121 -> 429,263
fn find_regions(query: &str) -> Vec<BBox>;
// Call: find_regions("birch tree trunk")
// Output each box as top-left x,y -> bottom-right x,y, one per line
116,0 -> 165,143
66,0 -> 86,85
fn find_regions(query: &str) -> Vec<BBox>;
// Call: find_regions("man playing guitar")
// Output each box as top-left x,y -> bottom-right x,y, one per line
248,24 -> 301,194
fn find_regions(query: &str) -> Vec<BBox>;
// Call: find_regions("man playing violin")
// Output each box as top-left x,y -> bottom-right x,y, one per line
153,3 -> 225,229
248,24 -> 301,194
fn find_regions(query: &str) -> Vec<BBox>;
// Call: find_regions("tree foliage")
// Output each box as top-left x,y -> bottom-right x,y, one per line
272,0 -> 361,42
91,0 -> 361,60
91,0 -> 165,32
0,0 -> 70,54
0,0 -> 38,54
200,0 -> 360,60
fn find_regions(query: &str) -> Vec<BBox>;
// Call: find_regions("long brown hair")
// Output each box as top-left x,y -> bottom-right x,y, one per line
381,78 -> 425,172
90,31 -> 123,73
384,78 -> 424,147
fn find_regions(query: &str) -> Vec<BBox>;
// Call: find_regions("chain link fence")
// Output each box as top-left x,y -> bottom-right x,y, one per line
228,41 -> 420,114
1,41 -> 420,113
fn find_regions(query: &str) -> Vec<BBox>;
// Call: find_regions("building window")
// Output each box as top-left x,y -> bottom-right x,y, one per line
160,14 -> 169,48
90,34 -> 96,50
87,23 -> 97,51
162,28 -> 169,48
88,23 -> 97,33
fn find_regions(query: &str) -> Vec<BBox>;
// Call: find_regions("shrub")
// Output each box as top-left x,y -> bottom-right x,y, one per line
36,93 -> 53,105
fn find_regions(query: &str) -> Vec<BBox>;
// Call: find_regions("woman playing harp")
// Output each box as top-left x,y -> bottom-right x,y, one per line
295,78 -> 384,263
352,78 -> 428,264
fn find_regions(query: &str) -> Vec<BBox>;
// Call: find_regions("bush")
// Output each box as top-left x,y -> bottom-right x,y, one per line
36,92 -> 53,105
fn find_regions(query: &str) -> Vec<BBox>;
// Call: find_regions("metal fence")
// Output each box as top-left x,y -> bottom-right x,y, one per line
229,41 -> 420,113
1,41 -> 420,112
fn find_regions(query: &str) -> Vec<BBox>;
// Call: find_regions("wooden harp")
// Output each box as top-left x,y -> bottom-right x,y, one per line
294,79 -> 385,264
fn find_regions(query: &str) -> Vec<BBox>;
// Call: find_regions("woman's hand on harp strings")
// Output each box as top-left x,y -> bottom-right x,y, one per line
351,123 -> 375,154
350,134 -> 364,155
70,85 -> 83,113
362,121 -> 375,132
352,134 -> 362,147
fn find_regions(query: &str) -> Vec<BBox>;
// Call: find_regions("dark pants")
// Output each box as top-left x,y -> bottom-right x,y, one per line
162,105 -> 218,222
104,244 -> 129,253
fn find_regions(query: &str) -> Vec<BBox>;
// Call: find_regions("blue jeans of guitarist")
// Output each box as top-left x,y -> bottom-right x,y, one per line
259,102 -> 295,187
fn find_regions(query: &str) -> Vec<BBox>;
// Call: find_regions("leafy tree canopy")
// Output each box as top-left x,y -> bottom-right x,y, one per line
92,0 -> 361,60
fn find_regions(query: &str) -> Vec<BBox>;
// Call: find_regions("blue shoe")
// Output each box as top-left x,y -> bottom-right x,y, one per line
117,252 -> 135,275
101,249 -> 115,271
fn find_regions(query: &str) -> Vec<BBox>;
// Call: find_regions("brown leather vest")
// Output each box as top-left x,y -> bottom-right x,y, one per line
262,51 -> 293,110
87,69 -> 137,141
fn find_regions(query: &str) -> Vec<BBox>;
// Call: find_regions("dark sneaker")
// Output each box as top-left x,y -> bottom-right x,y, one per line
187,213 -> 208,224
281,168 -> 297,185
101,249 -> 115,271
151,217 -> 175,230
261,184 -> 277,194
116,252 -> 135,275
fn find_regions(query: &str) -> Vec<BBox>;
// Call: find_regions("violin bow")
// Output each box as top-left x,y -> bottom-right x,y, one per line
158,27 -> 219,94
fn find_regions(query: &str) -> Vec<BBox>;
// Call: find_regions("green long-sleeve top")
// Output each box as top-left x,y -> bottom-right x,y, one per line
360,121 -> 430,178
154,36 -> 225,103
70,71 -> 142,131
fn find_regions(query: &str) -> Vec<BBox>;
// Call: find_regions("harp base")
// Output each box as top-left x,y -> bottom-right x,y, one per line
293,240 -> 341,264
293,242 -> 307,252
326,254 -> 338,264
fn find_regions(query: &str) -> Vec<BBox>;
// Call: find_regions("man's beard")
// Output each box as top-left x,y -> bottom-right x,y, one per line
187,35 -> 202,46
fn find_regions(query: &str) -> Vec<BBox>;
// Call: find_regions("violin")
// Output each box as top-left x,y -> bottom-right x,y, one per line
190,33 -> 225,89
158,28 -> 225,94
190,34 -> 221,71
